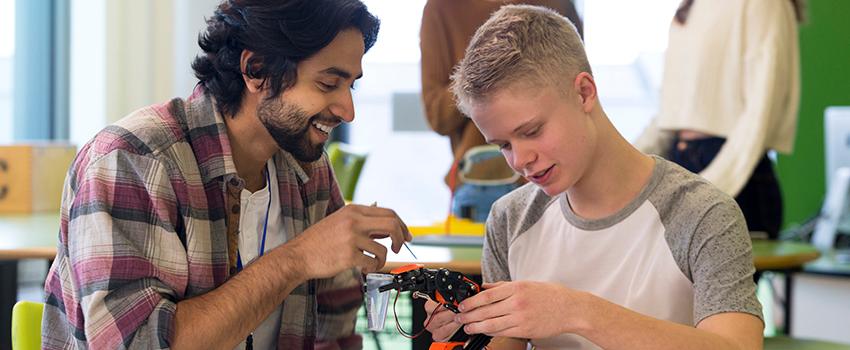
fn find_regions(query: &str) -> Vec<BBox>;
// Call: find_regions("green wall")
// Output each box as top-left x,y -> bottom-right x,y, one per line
777,0 -> 850,229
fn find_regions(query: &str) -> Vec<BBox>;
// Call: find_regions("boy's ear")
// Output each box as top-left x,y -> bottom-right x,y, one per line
573,72 -> 597,113
240,50 -> 263,93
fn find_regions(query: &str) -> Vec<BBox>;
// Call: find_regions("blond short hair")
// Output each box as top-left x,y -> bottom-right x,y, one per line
451,5 -> 591,114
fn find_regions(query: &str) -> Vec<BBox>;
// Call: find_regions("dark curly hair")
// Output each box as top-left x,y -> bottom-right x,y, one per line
191,0 -> 380,117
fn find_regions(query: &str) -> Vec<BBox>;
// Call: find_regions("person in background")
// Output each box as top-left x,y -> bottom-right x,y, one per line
634,0 -> 802,240
41,1 -> 411,349
420,0 -> 582,222
424,5 -> 764,349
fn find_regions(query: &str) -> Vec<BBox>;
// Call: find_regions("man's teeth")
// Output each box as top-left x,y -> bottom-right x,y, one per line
312,121 -> 333,134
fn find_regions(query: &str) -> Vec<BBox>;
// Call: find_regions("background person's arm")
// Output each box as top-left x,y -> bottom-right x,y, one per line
420,0 -> 468,137
697,0 -> 799,197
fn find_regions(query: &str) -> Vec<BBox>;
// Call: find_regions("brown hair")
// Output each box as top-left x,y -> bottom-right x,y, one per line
451,5 -> 590,114
675,0 -> 805,24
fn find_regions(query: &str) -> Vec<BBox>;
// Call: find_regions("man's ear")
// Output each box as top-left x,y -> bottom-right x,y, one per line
240,50 -> 264,93
573,72 -> 597,113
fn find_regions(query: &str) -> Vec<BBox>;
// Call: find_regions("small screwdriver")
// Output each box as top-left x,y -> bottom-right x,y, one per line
371,202 -> 417,260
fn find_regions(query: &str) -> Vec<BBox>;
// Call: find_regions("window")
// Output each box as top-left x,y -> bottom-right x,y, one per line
6,0 -> 70,141
349,0 -> 453,223
0,0 -> 14,143
584,0 -> 681,141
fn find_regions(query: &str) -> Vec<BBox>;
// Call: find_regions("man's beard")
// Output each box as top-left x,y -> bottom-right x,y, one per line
257,97 -> 335,162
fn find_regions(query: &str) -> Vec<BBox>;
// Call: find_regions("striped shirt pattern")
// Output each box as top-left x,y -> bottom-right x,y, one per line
42,89 -> 363,349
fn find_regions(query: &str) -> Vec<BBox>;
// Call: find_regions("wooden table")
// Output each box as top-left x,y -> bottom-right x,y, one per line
0,213 -> 59,349
752,240 -> 821,271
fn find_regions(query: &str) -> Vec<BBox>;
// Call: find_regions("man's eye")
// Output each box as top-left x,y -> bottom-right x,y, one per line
319,82 -> 336,91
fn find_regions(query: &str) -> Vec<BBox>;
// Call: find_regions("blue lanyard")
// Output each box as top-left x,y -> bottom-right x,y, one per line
236,166 -> 272,272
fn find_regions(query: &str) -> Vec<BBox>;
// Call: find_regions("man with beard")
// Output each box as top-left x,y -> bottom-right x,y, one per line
42,1 -> 411,349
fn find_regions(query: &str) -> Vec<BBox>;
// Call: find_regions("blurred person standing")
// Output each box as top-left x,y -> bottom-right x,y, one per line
635,0 -> 802,240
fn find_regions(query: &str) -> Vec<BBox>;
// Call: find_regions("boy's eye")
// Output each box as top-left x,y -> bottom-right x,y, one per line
499,143 -> 511,150
524,127 -> 541,137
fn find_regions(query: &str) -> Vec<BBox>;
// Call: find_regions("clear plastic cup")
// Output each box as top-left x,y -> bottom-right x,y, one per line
365,273 -> 394,331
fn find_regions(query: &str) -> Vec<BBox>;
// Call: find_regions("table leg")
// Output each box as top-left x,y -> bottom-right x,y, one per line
1,260 -> 19,350
783,271 -> 794,335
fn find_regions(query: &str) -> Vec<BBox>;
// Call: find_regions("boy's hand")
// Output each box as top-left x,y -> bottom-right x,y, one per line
455,281 -> 590,339
423,299 -> 463,341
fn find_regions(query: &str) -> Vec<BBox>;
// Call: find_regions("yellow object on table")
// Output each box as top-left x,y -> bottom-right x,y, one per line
408,215 -> 485,237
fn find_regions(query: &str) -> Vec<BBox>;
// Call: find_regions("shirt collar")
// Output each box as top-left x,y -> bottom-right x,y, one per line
181,87 -> 313,185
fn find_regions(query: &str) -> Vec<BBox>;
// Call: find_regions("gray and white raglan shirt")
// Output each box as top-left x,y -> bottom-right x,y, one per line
482,156 -> 763,349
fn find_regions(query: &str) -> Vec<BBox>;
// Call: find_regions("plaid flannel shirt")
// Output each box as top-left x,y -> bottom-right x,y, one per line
42,89 -> 363,349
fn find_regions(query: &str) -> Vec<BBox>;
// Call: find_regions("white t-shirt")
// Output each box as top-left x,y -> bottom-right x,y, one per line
483,157 -> 763,349
235,160 -> 284,350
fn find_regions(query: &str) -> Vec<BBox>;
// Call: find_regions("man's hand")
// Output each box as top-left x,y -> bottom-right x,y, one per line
455,281 -> 589,339
423,299 -> 463,341
286,204 -> 412,279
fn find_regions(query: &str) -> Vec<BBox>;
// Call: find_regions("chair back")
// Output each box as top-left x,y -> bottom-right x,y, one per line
12,301 -> 44,350
327,142 -> 368,202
